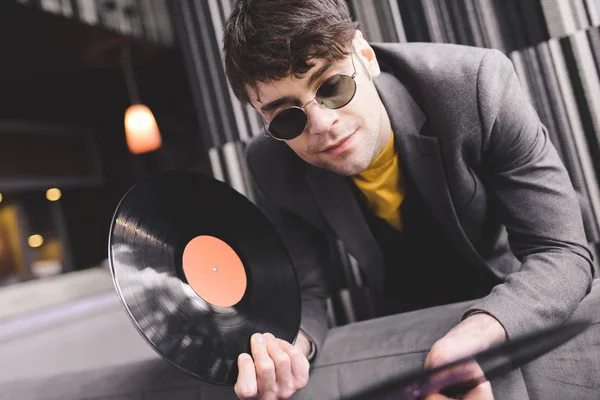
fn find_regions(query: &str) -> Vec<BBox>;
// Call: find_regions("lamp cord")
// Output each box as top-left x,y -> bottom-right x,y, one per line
120,46 -> 141,105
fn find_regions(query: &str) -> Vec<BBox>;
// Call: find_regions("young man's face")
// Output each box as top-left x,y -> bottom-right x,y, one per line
247,33 -> 391,176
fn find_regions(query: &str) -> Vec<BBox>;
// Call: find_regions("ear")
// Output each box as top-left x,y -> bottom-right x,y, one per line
352,30 -> 381,78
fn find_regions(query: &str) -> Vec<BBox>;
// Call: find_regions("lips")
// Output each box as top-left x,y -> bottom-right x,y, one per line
321,131 -> 356,153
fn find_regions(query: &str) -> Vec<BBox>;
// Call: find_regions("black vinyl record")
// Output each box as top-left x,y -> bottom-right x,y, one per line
108,170 -> 302,386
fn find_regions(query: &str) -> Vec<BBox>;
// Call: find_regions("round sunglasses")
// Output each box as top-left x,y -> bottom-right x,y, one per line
263,55 -> 358,141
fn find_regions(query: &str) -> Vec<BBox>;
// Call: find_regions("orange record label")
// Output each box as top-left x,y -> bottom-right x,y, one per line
182,235 -> 247,307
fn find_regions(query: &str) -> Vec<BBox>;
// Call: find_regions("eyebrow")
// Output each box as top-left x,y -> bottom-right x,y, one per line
307,61 -> 333,87
260,61 -> 333,113
260,95 -> 297,113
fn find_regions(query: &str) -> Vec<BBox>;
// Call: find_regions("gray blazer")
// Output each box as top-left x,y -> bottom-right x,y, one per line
245,42 -> 595,360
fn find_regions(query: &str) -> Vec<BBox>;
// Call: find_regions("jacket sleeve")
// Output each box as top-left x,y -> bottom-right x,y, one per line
462,49 -> 595,338
245,150 -> 330,362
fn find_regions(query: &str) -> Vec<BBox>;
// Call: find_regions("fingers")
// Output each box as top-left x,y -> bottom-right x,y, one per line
234,332 -> 311,400
251,333 -> 277,397
423,381 -> 494,400
425,394 -> 452,400
234,353 -> 257,399
278,337 -> 310,387
464,381 -> 494,400
263,333 -> 295,397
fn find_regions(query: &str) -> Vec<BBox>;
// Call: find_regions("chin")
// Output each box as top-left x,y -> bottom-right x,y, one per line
306,145 -> 372,175
324,157 -> 371,176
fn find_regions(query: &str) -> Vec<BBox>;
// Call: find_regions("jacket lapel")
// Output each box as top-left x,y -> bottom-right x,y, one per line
305,71 -> 488,293
374,72 -> 488,273
306,167 -> 385,292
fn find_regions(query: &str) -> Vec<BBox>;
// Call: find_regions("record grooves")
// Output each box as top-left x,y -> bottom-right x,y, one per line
108,170 -> 301,386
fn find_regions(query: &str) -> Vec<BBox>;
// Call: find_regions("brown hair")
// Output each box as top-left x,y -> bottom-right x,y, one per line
223,0 -> 359,104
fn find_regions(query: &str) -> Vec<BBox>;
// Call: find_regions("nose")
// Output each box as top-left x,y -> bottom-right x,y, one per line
304,99 -> 339,135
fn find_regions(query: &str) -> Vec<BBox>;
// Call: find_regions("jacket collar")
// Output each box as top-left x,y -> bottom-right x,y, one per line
305,71 -> 486,292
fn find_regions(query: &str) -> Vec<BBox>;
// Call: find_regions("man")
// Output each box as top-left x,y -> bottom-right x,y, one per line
222,1 -> 599,399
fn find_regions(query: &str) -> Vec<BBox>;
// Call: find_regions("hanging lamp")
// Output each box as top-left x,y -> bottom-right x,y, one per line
120,45 -> 162,154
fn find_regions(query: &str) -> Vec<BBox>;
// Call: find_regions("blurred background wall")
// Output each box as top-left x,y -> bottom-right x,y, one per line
0,0 -> 207,286
1,0 -> 600,329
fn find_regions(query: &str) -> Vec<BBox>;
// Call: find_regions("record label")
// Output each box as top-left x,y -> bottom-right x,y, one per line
182,235 -> 247,308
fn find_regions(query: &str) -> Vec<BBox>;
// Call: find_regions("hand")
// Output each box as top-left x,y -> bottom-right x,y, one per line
423,313 -> 507,400
234,332 -> 311,400
425,384 -> 493,400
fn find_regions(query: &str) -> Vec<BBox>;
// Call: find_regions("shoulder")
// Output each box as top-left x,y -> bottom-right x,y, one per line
371,43 -> 521,162
245,135 -> 307,196
245,135 -> 326,229
372,42 -> 516,128
371,42 -> 512,87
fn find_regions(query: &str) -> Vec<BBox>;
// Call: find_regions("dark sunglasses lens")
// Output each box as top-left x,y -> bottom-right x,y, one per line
316,75 -> 356,109
269,108 -> 307,140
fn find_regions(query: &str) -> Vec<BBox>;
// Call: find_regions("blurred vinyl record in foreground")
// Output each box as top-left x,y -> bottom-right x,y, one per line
108,170 -> 301,385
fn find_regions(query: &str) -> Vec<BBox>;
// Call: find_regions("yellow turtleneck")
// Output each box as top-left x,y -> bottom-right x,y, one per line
352,132 -> 405,231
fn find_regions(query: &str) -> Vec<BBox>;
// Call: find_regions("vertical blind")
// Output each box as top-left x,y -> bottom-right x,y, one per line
169,0 -> 600,326
14,0 -> 174,46
170,1 -> 600,238
23,0 -> 600,326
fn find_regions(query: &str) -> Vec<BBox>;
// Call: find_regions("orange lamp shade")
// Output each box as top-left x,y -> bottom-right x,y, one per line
124,104 -> 162,154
